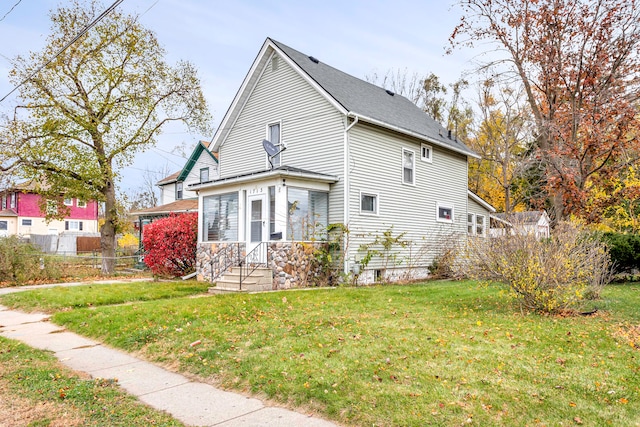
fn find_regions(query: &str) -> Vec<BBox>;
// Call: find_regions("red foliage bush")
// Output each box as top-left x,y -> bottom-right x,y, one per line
142,212 -> 197,277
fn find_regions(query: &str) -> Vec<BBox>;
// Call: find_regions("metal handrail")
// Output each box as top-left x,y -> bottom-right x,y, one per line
239,242 -> 269,290
210,243 -> 241,283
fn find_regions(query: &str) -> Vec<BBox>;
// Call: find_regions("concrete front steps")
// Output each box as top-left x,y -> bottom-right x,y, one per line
208,266 -> 273,294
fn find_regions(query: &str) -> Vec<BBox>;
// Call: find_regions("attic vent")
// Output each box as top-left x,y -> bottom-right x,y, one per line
385,89 -> 395,96
308,56 -> 319,64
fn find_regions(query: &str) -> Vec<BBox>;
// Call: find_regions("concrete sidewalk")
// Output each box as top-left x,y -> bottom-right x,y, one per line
0,305 -> 337,426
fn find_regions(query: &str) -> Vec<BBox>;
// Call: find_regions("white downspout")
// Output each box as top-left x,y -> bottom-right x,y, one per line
343,113 -> 358,274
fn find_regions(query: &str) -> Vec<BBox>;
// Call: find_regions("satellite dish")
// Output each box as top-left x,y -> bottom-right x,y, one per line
262,139 -> 287,170
262,139 -> 279,157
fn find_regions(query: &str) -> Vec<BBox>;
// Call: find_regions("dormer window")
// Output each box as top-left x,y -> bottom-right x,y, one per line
176,182 -> 183,200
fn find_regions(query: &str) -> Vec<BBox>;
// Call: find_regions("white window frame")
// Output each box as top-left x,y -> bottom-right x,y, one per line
9,192 -> 16,208
476,214 -> 486,236
200,167 -> 209,183
266,121 -> 282,168
65,220 -> 83,231
176,182 -> 184,200
436,202 -> 454,223
360,192 -> 379,215
77,200 -> 87,208
421,143 -> 433,163
402,148 -> 415,185
467,213 -> 475,235
63,197 -> 73,206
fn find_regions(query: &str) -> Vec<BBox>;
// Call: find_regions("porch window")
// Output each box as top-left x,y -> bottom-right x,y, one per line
287,188 -> 328,240
203,192 -> 238,241
0,221 -> 7,231
22,219 -> 32,226
269,186 -> 276,234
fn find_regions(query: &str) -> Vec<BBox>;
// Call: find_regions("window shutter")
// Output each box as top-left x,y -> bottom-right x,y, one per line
65,221 -> 69,230
79,221 -> 83,231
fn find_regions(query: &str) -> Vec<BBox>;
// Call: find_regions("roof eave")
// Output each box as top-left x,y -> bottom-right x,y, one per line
348,112 -> 480,159
468,190 -> 497,213
189,168 -> 339,191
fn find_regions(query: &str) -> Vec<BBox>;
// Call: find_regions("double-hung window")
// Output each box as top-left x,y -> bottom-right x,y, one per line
467,213 -> 475,235
267,123 -> 282,167
476,214 -> 486,236
176,182 -> 183,200
402,148 -> 415,185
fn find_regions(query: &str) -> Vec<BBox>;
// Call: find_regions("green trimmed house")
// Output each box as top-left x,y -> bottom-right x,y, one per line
190,38 -> 493,289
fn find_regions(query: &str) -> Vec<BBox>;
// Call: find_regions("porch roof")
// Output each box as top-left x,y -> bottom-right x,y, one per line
188,166 -> 339,191
130,199 -> 198,218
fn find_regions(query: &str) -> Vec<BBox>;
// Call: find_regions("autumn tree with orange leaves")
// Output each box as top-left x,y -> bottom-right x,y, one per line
451,0 -> 640,223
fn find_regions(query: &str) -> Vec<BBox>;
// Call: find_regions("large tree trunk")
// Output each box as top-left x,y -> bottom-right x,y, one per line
100,178 -> 117,274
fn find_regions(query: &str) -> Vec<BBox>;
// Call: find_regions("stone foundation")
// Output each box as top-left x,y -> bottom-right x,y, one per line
268,241 -> 328,289
196,242 -> 246,282
196,241 -> 329,289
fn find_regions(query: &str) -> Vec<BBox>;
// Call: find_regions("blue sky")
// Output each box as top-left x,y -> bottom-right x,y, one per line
0,0 -> 477,194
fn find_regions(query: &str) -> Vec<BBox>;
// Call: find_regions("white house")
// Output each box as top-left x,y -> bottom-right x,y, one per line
131,140 -> 218,244
491,210 -> 551,239
190,38 -> 493,289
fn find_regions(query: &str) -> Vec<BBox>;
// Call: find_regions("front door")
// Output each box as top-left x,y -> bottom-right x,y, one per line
246,194 -> 267,263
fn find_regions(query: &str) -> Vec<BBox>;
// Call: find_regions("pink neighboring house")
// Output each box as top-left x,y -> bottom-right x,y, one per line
0,181 -> 99,237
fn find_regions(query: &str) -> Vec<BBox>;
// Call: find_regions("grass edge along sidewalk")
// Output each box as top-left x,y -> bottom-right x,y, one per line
0,335 -> 185,427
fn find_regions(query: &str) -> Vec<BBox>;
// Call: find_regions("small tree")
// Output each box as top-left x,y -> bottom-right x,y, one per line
142,213 -> 197,277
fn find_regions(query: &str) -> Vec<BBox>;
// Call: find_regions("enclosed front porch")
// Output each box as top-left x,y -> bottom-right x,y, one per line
190,167 -> 340,291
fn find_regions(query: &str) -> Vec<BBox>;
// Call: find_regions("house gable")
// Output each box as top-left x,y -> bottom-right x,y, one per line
176,141 -> 218,183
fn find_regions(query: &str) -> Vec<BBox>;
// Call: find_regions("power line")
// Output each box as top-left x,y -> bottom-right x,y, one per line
0,0 -> 21,22
0,0 -> 124,103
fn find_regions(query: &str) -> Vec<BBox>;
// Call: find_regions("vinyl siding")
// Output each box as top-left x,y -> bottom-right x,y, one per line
184,153 -> 219,188
219,53 -> 345,224
347,122 -> 469,269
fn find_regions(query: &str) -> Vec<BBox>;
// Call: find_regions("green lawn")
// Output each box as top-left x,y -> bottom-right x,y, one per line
3,281 -> 640,426
0,336 -> 184,426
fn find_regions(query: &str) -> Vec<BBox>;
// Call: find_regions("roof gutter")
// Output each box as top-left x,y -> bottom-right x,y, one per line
348,112 -> 480,159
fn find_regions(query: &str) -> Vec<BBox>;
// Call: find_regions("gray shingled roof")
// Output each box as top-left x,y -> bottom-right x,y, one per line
271,39 -> 477,158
